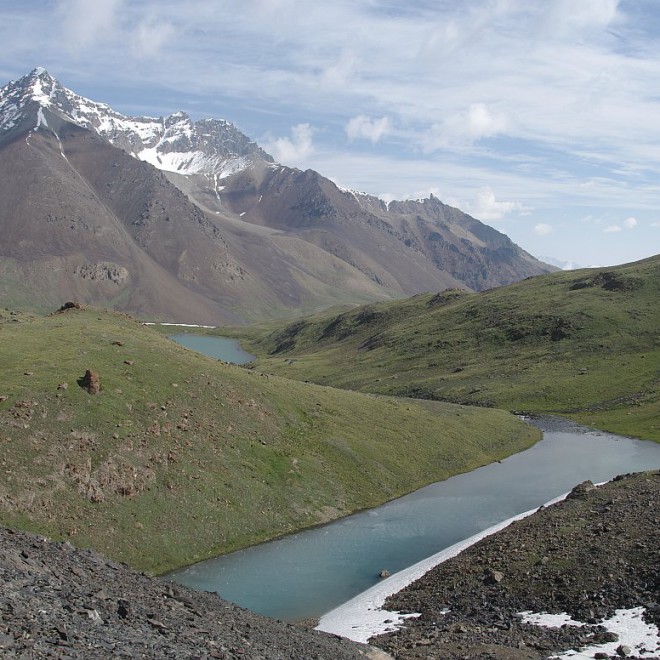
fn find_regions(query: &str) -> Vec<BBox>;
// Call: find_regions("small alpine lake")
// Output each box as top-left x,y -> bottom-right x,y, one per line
168,333 -> 255,364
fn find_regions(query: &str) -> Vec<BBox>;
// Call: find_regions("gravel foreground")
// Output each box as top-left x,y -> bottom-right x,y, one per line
0,527 -> 388,659
375,470 -> 660,659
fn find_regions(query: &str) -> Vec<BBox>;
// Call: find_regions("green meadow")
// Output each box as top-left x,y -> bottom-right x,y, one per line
0,307 -> 536,573
233,256 -> 660,442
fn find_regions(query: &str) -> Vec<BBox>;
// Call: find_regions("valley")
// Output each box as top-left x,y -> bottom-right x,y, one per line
1,65 -> 659,660
168,418 -> 660,623
0,305 -> 537,575
232,255 -> 660,442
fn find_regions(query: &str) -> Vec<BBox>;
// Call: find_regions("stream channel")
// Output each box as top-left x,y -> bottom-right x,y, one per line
168,335 -> 660,623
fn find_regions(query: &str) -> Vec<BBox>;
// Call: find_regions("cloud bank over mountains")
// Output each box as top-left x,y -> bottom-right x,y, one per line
1,0 -> 659,266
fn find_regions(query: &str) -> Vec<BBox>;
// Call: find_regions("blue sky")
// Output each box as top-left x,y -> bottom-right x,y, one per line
2,0 -> 660,267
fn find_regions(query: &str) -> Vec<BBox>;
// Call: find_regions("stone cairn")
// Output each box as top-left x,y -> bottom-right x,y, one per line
81,370 -> 100,395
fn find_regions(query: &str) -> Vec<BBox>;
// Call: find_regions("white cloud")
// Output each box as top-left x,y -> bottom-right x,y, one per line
462,103 -> 509,140
378,193 -> 397,205
605,217 -> 638,233
467,187 -> 524,222
426,103 -> 509,150
57,0 -> 123,47
546,0 -> 620,34
321,50 -> 358,90
265,123 -> 314,166
534,223 -> 553,236
241,0 -> 300,15
345,115 -> 391,143
131,19 -> 176,58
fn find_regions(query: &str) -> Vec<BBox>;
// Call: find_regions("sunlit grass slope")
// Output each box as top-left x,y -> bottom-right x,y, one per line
235,256 -> 660,442
0,307 -> 536,574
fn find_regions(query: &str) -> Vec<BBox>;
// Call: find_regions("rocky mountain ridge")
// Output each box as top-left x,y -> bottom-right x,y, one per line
0,68 -> 271,178
0,69 -> 555,322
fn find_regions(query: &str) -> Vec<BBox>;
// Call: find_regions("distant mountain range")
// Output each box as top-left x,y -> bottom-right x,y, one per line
538,256 -> 584,271
0,68 -> 555,323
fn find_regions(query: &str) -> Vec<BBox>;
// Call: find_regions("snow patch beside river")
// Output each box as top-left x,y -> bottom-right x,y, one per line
316,493 -> 567,643
521,608 -> 659,658
143,322 -> 216,328
317,482 -> 659,657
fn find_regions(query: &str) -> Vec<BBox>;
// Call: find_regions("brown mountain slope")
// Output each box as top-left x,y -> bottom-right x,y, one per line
212,165 -> 551,292
167,163 -> 466,297
0,111 -> 404,322
0,113 -> 240,323
0,69 -> 556,322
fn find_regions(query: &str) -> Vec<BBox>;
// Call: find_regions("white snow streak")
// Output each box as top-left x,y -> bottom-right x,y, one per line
316,490 -> 573,643
317,478 -> 659,657
137,148 -> 247,177
53,131 -> 69,162
30,77 -> 52,106
520,608 -> 660,659
36,107 -> 48,130
143,322 -> 216,328
316,499 -> 565,643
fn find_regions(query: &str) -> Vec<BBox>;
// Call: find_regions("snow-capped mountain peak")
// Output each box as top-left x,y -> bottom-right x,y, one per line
0,69 -> 273,178
24,67 -> 58,105
0,68 -> 58,131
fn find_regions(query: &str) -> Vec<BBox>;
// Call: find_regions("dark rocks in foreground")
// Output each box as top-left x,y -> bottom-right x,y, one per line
375,470 -> 660,659
0,527 -> 382,659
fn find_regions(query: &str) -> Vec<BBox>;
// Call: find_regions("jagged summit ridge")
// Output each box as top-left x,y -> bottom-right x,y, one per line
0,68 -> 53,131
0,68 -> 273,178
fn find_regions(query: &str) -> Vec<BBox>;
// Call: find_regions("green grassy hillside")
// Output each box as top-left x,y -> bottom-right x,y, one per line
235,256 -> 660,441
0,306 -> 536,574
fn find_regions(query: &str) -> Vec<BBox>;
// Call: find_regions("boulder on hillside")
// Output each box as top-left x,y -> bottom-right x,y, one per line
55,301 -> 83,313
80,370 -> 101,395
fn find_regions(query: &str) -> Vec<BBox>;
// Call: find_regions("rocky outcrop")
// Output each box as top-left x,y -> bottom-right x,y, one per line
74,262 -> 129,285
0,527 -> 380,659
55,301 -> 83,312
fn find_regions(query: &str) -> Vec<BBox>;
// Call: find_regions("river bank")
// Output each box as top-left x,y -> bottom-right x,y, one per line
3,472 -> 657,659
169,416 -> 660,622
367,470 -> 660,659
